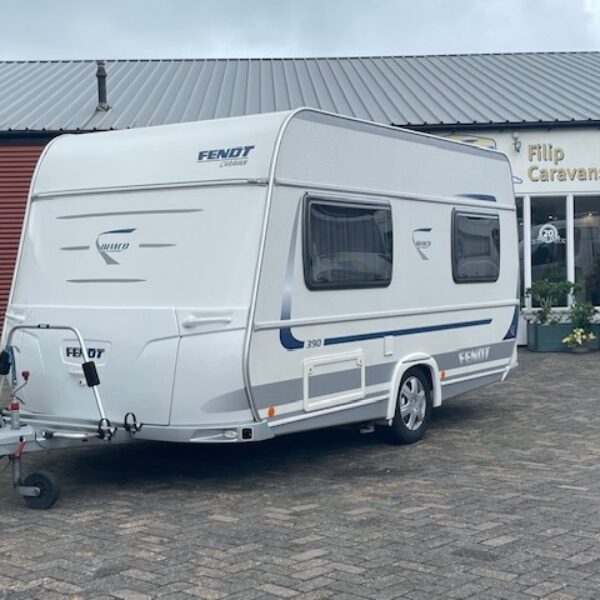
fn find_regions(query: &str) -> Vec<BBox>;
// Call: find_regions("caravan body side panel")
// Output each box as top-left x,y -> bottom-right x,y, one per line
249,111 -> 517,431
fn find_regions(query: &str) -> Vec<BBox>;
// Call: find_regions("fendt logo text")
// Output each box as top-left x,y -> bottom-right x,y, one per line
197,145 -> 255,167
458,346 -> 491,365
65,347 -> 106,360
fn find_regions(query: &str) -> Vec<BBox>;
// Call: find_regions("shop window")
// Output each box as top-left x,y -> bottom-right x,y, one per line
452,212 -> 500,283
303,198 -> 393,290
530,196 -> 568,305
516,197 -> 524,301
574,196 -> 600,305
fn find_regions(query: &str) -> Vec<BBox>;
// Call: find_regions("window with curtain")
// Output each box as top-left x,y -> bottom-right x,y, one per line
574,196 -> 600,305
303,198 -> 393,290
452,212 -> 500,283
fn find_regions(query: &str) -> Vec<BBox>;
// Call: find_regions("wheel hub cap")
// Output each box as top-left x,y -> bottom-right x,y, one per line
399,376 -> 426,431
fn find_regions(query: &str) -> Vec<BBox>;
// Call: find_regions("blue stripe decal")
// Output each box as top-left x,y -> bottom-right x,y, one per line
280,327 -> 305,350
104,228 -> 136,234
456,193 -> 497,202
322,318 -> 492,347
503,306 -> 519,340
279,204 -> 304,351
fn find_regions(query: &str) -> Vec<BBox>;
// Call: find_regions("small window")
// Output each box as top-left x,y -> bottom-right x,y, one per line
303,198 -> 393,290
453,211 -> 500,283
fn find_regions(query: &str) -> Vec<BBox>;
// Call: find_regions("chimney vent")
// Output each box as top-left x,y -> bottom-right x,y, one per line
96,60 -> 109,111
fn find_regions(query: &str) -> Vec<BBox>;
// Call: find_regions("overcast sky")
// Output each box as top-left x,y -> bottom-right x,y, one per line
2,0 -> 600,60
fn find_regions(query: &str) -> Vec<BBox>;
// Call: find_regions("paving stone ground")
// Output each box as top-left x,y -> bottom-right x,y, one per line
0,349 -> 599,599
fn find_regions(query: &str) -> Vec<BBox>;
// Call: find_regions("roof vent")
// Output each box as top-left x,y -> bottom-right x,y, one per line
95,60 -> 110,111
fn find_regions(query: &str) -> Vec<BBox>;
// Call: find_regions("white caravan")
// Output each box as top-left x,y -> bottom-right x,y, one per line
0,109 -> 518,508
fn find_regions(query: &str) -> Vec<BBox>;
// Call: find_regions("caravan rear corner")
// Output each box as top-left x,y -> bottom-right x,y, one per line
0,108 -> 518,508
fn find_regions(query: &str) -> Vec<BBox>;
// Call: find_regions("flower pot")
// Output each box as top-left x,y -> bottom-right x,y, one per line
570,345 -> 592,354
562,325 -> 600,351
527,322 -> 572,352
591,324 -> 600,349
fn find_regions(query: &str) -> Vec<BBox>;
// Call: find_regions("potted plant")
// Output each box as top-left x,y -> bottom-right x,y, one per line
525,279 -> 578,352
562,301 -> 599,352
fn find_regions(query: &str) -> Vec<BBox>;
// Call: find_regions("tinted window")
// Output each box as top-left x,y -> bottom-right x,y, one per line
574,196 -> 600,304
304,198 -> 393,290
530,196 -> 567,305
453,212 -> 500,283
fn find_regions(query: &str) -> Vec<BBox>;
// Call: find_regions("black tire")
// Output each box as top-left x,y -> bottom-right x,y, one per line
22,470 -> 60,510
385,368 -> 433,445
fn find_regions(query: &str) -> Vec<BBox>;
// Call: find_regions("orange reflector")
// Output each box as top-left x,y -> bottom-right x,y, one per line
440,370 -> 446,380
267,406 -> 276,418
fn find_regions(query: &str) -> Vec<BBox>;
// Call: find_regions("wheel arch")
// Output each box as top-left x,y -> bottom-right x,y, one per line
386,354 -> 442,420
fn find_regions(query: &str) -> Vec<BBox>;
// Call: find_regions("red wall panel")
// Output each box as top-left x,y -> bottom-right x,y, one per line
0,145 -> 45,326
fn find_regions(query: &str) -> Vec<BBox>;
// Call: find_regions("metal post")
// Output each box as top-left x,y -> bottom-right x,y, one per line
566,193 -> 575,305
96,60 -> 109,111
12,451 -> 21,487
10,401 -> 23,488
523,195 -> 532,309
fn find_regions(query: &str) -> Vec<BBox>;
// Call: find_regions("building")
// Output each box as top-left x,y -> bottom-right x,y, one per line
2,52 -> 600,336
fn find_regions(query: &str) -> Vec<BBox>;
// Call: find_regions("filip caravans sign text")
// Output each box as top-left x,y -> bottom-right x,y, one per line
527,143 -> 600,183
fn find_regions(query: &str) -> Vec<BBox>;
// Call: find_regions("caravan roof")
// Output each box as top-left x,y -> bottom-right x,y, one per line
32,108 -> 509,198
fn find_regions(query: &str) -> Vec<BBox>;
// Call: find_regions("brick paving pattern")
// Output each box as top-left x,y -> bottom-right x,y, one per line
0,349 -> 599,599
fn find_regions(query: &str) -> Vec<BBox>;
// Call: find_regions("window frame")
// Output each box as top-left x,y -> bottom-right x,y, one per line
302,195 -> 393,291
452,209 -> 501,284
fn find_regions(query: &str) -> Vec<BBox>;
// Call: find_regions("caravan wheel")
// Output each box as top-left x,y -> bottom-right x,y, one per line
387,368 -> 432,445
22,470 -> 60,510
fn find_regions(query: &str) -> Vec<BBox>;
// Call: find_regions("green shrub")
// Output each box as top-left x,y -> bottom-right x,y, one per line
569,301 -> 597,332
525,279 -> 578,325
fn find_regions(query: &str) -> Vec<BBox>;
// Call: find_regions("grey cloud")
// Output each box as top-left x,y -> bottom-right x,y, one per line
0,0 -> 598,60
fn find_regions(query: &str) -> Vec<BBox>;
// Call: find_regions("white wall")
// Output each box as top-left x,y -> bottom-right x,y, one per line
444,129 -> 600,196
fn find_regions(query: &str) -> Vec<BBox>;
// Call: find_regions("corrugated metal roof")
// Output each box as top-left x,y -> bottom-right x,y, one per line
2,52 -> 600,132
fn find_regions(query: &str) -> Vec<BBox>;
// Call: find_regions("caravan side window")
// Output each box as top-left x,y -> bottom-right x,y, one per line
452,211 -> 500,283
303,197 -> 393,290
